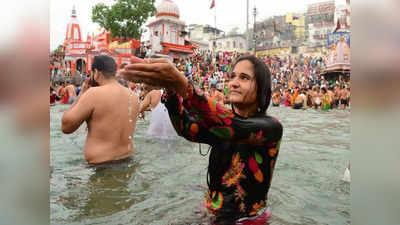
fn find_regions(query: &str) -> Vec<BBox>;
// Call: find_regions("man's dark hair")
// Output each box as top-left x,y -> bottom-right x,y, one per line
91,55 -> 117,78
230,55 -> 272,115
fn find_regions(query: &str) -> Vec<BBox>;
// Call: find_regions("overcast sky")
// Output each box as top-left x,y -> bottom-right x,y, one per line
50,0 -> 346,50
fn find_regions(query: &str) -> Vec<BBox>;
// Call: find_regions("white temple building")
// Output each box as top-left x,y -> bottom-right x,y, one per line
147,0 -> 196,59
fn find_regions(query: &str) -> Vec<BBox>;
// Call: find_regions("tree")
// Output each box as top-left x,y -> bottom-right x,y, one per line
54,45 -> 63,53
228,27 -> 240,36
92,0 -> 156,41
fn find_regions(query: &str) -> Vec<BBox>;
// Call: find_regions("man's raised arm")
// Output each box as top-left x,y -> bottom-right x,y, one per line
61,85 -> 94,134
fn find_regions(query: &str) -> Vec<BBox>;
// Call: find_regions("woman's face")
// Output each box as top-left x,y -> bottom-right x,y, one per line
228,60 -> 257,105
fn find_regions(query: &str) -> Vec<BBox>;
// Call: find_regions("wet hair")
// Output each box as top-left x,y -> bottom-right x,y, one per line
91,55 -> 117,78
230,55 -> 272,115
206,56 -> 272,193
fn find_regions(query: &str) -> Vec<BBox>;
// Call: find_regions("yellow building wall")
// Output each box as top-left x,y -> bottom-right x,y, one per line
256,47 -> 291,57
285,13 -> 306,40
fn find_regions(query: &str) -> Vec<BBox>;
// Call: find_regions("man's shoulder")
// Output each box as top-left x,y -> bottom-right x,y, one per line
82,87 -> 103,99
87,86 -> 102,93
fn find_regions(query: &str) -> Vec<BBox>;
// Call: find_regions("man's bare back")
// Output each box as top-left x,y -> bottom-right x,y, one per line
62,80 -> 139,164
66,84 -> 77,98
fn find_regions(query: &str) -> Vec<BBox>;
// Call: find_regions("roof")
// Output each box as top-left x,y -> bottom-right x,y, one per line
156,0 -> 180,19
211,34 -> 246,40
161,42 -> 193,54
147,17 -> 185,26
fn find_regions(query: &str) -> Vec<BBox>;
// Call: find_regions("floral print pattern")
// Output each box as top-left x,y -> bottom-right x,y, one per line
206,190 -> 224,212
249,200 -> 265,216
162,83 -> 283,221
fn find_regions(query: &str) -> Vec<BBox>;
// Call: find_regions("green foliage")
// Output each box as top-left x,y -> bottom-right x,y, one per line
54,45 -> 63,53
92,0 -> 156,40
228,27 -> 240,36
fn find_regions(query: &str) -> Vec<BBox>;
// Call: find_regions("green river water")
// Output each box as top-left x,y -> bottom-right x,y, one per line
50,104 -> 350,225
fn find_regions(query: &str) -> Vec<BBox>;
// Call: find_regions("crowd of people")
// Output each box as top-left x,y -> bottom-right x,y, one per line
53,51 -> 351,224
51,51 -> 351,111
162,51 -> 350,110
59,54 -> 283,224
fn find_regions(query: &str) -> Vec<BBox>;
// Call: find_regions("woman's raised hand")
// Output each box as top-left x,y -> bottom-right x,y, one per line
122,56 -> 188,97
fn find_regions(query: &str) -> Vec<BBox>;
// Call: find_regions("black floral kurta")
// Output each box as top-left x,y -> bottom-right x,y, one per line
162,84 -> 283,222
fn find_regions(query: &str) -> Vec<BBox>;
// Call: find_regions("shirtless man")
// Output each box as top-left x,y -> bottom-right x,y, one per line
59,82 -> 70,104
65,82 -> 77,104
271,88 -> 281,106
139,87 -> 161,112
334,85 -> 341,109
138,85 -> 161,119
294,89 -> 306,109
306,88 -> 314,107
327,87 -> 335,109
209,84 -> 224,104
62,56 -> 139,164
312,86 -> 322,109
340,86 -> 350,110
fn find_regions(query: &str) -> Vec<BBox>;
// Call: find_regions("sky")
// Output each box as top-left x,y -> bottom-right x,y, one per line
50,0 -> 346,51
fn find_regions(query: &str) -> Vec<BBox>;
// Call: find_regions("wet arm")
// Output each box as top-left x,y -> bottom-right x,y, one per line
163,91 -> 217,144
139,92 -> 151,114
61,89 -> 94,134
165,83 -> 283,146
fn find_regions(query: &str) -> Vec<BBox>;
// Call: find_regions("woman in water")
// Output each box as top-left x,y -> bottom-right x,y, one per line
321,87 -> 330,111
123,55 -> 283,225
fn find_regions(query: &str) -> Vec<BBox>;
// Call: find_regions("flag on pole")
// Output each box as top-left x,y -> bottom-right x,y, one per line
210,0 -> 215,9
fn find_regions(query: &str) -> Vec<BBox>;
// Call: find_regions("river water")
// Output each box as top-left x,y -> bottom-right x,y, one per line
50,104 -> 350,225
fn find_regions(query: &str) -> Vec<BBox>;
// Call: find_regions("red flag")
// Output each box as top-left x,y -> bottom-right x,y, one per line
210,0 -> 215,9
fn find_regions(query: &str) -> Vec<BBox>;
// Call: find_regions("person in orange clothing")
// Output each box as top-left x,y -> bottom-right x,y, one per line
291,86 -> 299,108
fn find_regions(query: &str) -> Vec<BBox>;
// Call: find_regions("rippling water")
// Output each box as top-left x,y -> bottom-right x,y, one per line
50,104 -> 350,225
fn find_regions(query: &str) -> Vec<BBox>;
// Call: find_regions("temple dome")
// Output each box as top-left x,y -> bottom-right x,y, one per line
156,0 -> 180,19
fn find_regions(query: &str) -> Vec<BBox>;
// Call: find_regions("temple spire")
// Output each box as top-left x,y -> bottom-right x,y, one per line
71,5 -> 77,18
